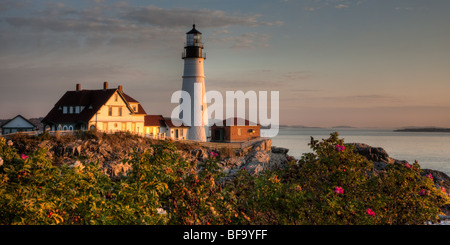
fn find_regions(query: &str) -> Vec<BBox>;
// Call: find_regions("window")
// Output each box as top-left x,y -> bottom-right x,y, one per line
133,106 -> 137,112
115,94 -> 118,102
63,106 -> 68,114
122,122 -> 126,131
108,106 -> 112,116
75,106 -> 80,114
103,122 -> 108,131
69,106 -> 74,114
119,107 -> 122,116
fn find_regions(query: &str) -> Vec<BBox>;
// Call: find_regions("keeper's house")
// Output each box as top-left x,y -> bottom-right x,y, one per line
42,82 -> 146,134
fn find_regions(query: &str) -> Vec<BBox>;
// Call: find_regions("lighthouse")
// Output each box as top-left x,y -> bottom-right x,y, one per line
181,24 -> 208,141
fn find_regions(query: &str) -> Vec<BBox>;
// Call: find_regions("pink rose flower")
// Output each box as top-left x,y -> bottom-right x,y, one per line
334,186 -> 344,194
418,189 -> 428,196
335,144 -> 345,152
425,173 -> 433,180
20,154 -> 28,160
367,208 -> 375,217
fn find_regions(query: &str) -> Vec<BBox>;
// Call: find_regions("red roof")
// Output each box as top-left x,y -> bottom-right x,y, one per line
122,93 -> 147,115
214,117 -> 260,127
163,118 -> 190,128
144,115 -> 166,127
42,88 -> 146,124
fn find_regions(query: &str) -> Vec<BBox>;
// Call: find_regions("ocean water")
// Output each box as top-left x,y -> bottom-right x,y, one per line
269,127 -> 450,176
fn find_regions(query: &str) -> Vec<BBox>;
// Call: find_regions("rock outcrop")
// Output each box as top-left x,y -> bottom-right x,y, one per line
351,143 -> 408,170
10,133 -> 448,194
9,133 -> 291,180
214,140 -> 290,176
351,142 -> 450,197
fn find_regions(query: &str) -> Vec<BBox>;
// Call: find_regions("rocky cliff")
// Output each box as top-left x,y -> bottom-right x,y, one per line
8,132 -> 291,180
351,143 -> 450,192
8,132 -> 450,193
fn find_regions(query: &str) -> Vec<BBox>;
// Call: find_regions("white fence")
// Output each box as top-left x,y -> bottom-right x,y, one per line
0,130 -> 171,140
1,130 -> 265,149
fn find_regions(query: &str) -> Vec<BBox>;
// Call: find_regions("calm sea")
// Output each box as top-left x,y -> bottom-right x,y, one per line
268,127 -> 450,176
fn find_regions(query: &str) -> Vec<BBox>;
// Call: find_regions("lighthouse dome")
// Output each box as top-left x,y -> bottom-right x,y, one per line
186,24 -> 202,34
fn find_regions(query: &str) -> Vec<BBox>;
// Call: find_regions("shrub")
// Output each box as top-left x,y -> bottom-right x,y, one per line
124,141 -> 238,225
0,137 -> 166,225
229,132 -> 449,225
0,137 -> 237,225
0,133 -> 448,225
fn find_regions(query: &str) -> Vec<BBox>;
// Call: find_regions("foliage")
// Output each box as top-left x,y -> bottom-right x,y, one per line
0,132 -> 448,225
0,137 -> 235,225
228,132 -> 449,225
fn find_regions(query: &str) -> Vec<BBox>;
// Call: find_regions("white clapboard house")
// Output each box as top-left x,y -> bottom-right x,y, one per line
1,115 -> 37,135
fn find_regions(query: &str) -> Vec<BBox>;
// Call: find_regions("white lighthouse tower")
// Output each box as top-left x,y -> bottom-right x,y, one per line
181,24 -> 208,141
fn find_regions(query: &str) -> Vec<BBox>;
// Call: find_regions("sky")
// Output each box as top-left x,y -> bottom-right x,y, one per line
1,0 -> 449,128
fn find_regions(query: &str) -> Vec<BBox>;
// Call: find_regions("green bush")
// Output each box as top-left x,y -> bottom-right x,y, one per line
228,132 -> 449,225
0,133 -> 448,225
0,137 -> 166,225
0,137 -> 237,225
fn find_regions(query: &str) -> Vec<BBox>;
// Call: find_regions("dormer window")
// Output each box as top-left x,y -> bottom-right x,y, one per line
63,106 -> 68,114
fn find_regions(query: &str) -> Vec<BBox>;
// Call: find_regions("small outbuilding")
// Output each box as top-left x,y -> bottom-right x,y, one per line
161,117 -> 190,140
1,115 -> 37,135
144,115 -> 190,140
210,117 -> 260,142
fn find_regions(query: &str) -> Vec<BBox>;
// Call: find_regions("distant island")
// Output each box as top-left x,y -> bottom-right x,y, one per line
331,125 -> 356,129
278,125 -> 357,129
394,127 -> 450,132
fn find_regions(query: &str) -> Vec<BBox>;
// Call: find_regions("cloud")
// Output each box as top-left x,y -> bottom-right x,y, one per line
302,7 -> 317,12
4,3 -> 281,32
1,3 -> 282,51
394,7 -> 414,11
335,4 -> 349,9
282,71 -> 314,80
226,33 -> 272,49
301,0 -> 364,12
0,0 -> 30,13
122,5 -> 282,28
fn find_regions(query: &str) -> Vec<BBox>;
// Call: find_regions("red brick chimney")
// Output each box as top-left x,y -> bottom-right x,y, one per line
76,83 -> 81,91
103,81 -> 108,90
118,85 -> 123,93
